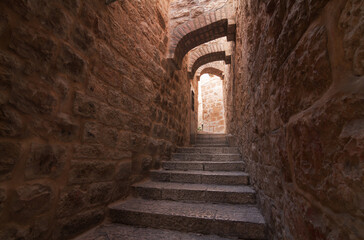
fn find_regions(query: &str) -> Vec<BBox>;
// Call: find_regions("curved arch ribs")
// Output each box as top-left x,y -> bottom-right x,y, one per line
168,4 -> 236,71
187,42 -> 232,79
195,61 -> 226,80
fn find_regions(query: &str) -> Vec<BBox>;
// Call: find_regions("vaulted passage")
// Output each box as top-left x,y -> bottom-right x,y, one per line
0,0 -> 363,240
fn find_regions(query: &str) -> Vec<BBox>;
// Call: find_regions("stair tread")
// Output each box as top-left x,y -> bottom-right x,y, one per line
110,198 -> 265,224
173,153 -> 240,156
165,160 -> 244,164
134,181 -> 255,193
75,223 -> 232,240
151,170 -> 249,176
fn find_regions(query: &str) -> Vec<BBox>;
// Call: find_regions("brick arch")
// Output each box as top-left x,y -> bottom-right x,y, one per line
196,61 -> 226,80
188,51 -> 230,79
199,67 -> 224,79
168,4 -> 236,70
188,42 -> 226,72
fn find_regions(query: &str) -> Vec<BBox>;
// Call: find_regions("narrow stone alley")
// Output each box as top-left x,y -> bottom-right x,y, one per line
0,0 -> 363,240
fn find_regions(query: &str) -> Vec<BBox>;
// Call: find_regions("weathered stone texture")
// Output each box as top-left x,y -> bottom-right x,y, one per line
226,0 -> 364,239
0,0 -> 195,238
339,0 -> 364,76
199,74 -> 226,133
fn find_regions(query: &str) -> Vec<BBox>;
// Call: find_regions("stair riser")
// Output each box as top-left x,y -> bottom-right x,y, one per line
196,134 -> 226,138
133,187 -> 256,204
110,210 -> 266,239
163,162 -> 244,171
176,148 -> 239,154
151,172 -> 249,185
172,154 -> 241,161
196,140 -> 228,144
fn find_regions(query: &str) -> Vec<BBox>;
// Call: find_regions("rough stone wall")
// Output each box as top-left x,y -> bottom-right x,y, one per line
169,0 -> 229,30
199,74 -> 225,133
0,0 -> 193,239
229,0 -> 364,239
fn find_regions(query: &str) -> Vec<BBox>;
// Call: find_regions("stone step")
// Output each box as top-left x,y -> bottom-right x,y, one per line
172,153 -> 241,161
177,147 -> 239,154
193,144 -> 230,147
75,223 -> 232,240
162,161 -> 245,171
196,135 -> 227,140
195,139 -> 228,144
109,198 -> 266,239
150,170 -> 249,185
133,181 -> 256,204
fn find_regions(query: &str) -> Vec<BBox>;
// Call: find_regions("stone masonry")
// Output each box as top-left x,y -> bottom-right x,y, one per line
225,0 -> 364,239
76,134 -> 266,240
0,0 -> 198,239
199,74 -> 226,133
0,0 -> 363,240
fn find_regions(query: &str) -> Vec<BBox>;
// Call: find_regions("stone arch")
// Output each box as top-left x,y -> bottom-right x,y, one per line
188,50 -> 230,79
195,61 -> 226,80
168,4 -> 236,70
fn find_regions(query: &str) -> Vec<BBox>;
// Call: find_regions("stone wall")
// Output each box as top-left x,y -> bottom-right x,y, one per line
228,0 -> 364,239
199,74 -> 225,133
169,0 -> 229,30
0,0 -> 194,239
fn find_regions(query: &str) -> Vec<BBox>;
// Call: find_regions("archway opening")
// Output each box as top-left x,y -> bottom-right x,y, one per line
198,73 -> 226,133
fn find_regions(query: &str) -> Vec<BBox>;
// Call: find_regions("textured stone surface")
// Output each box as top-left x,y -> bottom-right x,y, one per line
151,170 -> 249,185
0,0 -> 198,237
25,143 -> 67,179
11,184 -> 52,220
176,146 -> 239,154
75,224 -> 232,240
225,0 -> 364,239
133,181 -> 255,204
110,198 -> 265,239
199,74 -> 226,133
339,0 -> 364,76
163,160 -> 244,171
172,153 -> 240,161
0,141 -> 20,181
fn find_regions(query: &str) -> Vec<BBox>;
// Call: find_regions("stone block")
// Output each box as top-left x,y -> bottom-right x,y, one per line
56,208 -> 104,240
9,79 -> 57,115
287,93 -> 364,215
277,25 -> 331,123
73,92 -> 99,118
88,182 -> 113,205
0,105 -> 24,137
9,26 -> 56,67
11,184 -> 52,219
339,0 -> 364,76
0,141 -> 21,181
57,186 -> 86,218
68,161 -> 115,184
57,44 -> 85,80
72,25 -> 94,51
25,143 -> 67,179
0,187 -> 6,214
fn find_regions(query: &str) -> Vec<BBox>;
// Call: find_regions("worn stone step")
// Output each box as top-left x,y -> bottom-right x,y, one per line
133,181 -> 256,204
193,144 -> 230,147
162,161 -> 245,171
150,170 -> 249,185
172,153 -> 241,161
109,198 -> 266,239
177,147 -> 239,154
195,139 -> 228,144
197,134 -> 226,138
196,135 -> 227,140
75,223 -> 232,240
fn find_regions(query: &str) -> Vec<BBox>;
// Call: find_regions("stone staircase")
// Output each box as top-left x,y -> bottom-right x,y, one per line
76,134 -> 267,240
